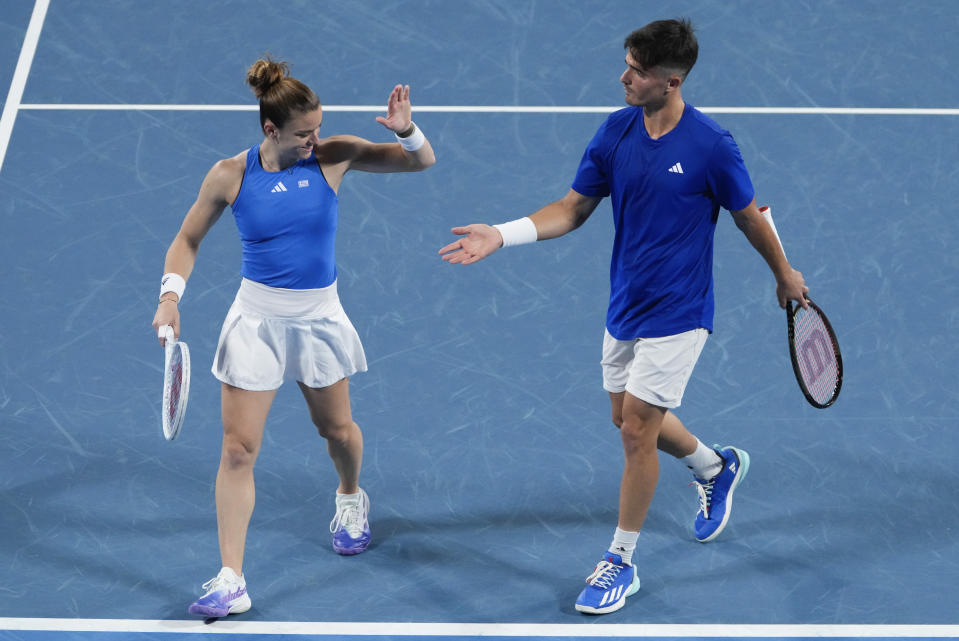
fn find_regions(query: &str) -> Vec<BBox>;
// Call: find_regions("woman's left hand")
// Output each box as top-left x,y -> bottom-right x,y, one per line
375,84 -> 413,133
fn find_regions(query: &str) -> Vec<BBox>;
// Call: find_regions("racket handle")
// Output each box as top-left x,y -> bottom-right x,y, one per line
759,205 -> 786,260
159,324 -> 176,346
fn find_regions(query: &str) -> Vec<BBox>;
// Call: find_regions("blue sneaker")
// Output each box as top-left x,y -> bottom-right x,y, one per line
693,445 -> 750,542
574,551 -> 640,614
187,567 -> 251,618
330,488 -> 371,555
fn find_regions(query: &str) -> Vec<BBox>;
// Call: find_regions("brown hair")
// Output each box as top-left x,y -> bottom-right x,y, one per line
246,57 -> 321,130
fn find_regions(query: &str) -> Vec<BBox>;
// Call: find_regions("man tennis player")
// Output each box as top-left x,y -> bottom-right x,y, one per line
152,57 -> 435,617
440,18 -> 807,614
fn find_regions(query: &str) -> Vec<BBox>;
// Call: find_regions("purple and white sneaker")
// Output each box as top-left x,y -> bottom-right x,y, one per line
330,488 -> 371,555
187,567 -> 251,618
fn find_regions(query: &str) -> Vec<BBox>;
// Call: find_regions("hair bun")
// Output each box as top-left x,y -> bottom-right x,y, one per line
246,57 -> 290,99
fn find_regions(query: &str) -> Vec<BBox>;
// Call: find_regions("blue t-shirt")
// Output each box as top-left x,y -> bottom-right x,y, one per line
571,104 -> 754,339
231,145 -> 339,289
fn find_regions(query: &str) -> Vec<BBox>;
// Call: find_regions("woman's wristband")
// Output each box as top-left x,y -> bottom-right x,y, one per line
395,122 -> 426,152
159,273 -> 186,302
493,217 -> 538,247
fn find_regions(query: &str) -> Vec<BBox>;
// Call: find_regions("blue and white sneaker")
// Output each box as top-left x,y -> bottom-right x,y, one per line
330,488 -> 371,555
574,551 -> 640,614
187,567 -> 251,618
693,445 -> 750,543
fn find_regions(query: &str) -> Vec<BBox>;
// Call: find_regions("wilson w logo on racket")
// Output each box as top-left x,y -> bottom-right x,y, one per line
760,206 -> 843,408
160,325 -> 191,440
788,300 -> 843,408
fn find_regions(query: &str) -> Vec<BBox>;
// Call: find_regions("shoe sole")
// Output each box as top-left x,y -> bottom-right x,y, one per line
696,446 -> 750,543
574,572 -> 641,615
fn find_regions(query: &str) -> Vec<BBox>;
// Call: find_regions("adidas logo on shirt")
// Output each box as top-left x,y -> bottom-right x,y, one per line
270,181 -> 288,193
668,162 -> 684,174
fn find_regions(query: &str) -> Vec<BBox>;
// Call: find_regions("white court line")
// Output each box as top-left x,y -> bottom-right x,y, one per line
0,0 -> 50,173
14,103 -> 959,115
1,619 -> 959,637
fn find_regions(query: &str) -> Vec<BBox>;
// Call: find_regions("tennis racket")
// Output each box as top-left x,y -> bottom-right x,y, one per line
159,325 -> 191,440
760,206 -> 843,408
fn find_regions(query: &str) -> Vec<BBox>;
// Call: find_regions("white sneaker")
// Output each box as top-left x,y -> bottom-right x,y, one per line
187,567 -> 251,618
330,488 -> 371,555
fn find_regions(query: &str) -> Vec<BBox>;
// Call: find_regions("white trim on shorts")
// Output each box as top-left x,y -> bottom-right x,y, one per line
211,278 -> 368,391
601,328 -> 708,408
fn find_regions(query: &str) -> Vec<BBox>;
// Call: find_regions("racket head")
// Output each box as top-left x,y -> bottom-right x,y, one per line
162,339 -> 191,440
787,299 -> 843,408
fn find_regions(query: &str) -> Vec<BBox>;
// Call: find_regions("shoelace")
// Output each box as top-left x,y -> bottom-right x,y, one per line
329,498 -> 366,537
584,560 -> 622,589
201,572 -> 233,594
693,477 -> 715,519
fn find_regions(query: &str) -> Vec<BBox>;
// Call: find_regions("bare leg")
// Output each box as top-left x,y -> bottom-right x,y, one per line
608,392 -> 700,531
610,392 -> 699,457
614,392 -> 666,531
216,384 -> 277,575
657,410 -> 699,458
298,378 -> 363,494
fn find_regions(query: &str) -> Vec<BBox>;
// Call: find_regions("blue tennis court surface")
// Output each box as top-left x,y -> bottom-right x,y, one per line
1,1 -> 958,640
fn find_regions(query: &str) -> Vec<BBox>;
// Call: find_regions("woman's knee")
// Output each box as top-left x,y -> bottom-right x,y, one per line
220,434 -> 259,470
314,416 -> 356,443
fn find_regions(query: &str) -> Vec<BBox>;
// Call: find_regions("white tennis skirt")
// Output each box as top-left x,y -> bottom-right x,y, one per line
211,278 -> 367,391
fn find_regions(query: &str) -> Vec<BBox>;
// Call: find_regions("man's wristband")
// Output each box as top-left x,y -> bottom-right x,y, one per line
493,217 -> 538,247
395,121 -> 426,151
159,272 -> 186,302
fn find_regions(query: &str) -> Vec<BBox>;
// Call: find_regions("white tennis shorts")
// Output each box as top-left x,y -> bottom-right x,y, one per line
211,278 -> 367,391
601,327 -> 708,408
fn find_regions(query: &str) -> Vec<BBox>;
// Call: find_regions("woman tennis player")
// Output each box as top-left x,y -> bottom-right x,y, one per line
151,57 -> 435,618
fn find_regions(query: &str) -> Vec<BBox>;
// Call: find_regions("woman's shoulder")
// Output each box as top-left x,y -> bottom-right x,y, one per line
200,150 -> 249,200
211,149 -> 250,176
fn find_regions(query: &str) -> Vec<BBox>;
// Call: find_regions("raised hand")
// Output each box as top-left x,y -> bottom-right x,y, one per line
439,224 -> 504,265
375,84 -> 413,133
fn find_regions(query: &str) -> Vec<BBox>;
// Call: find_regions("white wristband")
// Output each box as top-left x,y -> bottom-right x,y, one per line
493,217 -> 538,248
159,273 -> 186,301
395,122 -> 426,151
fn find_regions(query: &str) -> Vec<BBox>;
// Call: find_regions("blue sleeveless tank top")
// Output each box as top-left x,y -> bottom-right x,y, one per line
231,145 -> 339,289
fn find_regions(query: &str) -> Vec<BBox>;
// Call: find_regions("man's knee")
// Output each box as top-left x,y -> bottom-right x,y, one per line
619,399 -> 665,455
611,408 -> 624,429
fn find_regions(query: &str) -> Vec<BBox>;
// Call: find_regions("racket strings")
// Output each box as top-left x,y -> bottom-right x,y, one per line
167,355 -> 183,419
163,342 -> 189,440
792,307 -> 839,404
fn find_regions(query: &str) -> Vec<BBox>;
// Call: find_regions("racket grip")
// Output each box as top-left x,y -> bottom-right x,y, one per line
759,205 -> 786,258
159,324 -> 176,345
